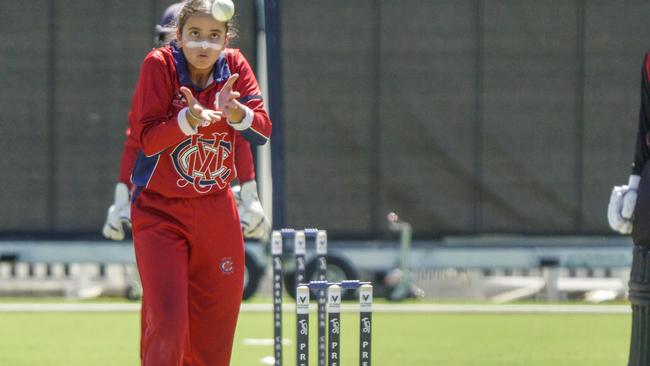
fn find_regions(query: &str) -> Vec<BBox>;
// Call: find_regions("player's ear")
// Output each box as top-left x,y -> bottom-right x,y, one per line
225,24 -> 233,47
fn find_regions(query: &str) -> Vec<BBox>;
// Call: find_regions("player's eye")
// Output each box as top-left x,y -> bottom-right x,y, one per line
210,32 -> 220,39
190,30 -> 199,37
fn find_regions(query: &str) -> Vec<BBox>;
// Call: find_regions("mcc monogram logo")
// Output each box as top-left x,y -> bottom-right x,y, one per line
172,133 -> 232,193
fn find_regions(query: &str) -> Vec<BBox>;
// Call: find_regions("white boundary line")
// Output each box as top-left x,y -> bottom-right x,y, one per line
0,303 -> 631,314
0,303 -> 140,312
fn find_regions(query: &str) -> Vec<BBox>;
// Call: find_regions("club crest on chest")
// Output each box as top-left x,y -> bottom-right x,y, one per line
171,133 -> 232,193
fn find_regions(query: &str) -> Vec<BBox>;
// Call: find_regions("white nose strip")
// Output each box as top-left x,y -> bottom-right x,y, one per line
185,41 -> 222,50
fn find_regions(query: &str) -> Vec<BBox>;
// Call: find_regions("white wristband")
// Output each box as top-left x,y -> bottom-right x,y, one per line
228,105 -> 254,131
629,175 -> 641,190
178,107 -> 199,136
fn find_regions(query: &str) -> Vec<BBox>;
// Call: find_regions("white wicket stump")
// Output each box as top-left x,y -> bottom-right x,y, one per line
294,230 -> 307,365
327,285 -> 342,366
271,231 -> 283,366
294,231 -> 307,292
296,286 -> 310,366
359,284 -> 373,366
316,231 -> 328,366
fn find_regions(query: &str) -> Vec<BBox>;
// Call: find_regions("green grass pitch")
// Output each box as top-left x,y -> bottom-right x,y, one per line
0,305 -> 631,365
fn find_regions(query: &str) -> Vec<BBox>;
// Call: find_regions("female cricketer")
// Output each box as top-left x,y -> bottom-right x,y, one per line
103,2 -> 270,243
128,1 -> 271,364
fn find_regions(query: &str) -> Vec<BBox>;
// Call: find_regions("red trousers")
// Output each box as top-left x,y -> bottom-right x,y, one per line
132,189 -> 245,366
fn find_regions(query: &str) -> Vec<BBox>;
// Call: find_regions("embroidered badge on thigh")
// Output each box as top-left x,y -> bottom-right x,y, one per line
220,257 -> 234,274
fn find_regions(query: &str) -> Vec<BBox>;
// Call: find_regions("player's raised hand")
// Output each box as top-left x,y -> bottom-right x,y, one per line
180,86 -> 222,127
215,74 -> 243,122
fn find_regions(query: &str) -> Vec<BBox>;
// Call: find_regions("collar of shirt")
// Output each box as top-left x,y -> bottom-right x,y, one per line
171,40 -> 231,92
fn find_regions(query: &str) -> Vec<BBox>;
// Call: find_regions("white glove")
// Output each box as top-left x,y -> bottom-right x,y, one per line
102,182 -> 132,241
607,175 -> 640,234
232,180 -> 271,242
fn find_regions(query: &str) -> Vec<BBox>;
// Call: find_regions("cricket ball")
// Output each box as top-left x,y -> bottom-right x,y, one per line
212,0 -> 235,22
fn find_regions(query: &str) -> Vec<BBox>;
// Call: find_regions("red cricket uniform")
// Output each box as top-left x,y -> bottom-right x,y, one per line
117,124 -> 139,190
129,42 -> 271,366
117,120 -> 256,188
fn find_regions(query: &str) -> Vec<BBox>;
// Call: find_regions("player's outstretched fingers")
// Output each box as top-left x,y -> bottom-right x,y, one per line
217,74 -> 240,109
201,109 -> 223,124
180,86 -> 205,117
223,73 -> 239,91
228,91 -> 241,101
214,92 -> 239,111
223,92 -> 241,111
181,86 -> 220,125
180,86 -> 197,106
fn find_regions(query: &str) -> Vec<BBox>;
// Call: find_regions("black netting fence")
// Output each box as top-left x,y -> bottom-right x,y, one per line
282,0 -> 650,237
1,0 -> 648,238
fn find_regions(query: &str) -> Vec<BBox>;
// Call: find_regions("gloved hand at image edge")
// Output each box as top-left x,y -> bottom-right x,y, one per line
608,175 -> 640,234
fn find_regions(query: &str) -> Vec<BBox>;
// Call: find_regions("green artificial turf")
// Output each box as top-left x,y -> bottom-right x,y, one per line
0,305 -> 631,365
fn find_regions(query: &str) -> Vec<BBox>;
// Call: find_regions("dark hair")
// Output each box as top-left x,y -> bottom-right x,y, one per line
173,0 -> 238,45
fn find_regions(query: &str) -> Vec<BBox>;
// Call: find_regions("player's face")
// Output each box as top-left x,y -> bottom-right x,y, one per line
178,13 -> 227,72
